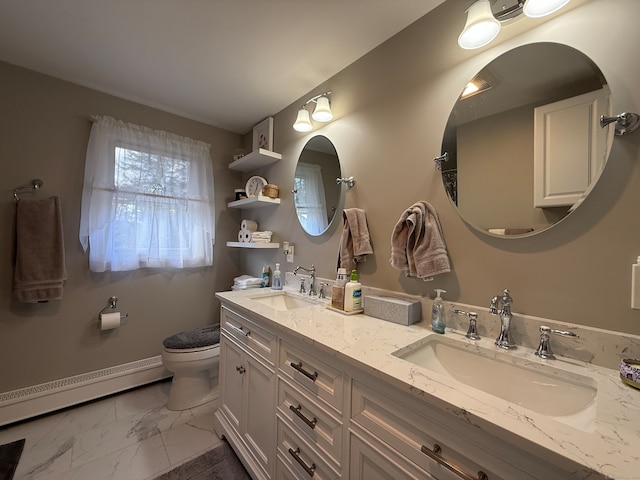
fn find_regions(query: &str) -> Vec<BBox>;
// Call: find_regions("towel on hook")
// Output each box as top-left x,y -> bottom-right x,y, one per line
390,201 -> 450,280
338,208 -> 373,273
14,196 -> 67,302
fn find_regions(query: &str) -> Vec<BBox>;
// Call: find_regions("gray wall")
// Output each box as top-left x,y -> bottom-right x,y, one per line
238,0 -> 640,337
0,62 -> 242,392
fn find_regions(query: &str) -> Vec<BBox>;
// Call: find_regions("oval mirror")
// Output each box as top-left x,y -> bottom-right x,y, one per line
441,43 -> 612,237
294,135 -> 343,236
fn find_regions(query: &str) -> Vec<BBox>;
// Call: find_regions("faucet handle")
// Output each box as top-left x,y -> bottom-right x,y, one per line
299,278 -> 306,294
453,309 -> 480,340
318,282 -> 330,299
535,325 -> 579,360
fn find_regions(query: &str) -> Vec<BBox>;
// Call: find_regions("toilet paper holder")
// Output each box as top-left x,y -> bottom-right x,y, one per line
99,296 -> 128,320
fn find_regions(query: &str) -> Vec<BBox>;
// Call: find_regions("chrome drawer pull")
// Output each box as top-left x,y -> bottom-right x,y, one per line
288,447 -> 316,477
228,323 -> 250,337
420,444 -> 488,480
289,404 -> 317,429
290,361 -> 318,382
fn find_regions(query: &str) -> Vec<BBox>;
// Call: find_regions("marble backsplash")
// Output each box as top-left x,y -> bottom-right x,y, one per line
284,272 -> 640,371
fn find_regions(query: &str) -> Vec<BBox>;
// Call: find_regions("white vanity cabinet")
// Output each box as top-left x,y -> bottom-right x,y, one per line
215,297 -> 592,480
215,306 -> 277,480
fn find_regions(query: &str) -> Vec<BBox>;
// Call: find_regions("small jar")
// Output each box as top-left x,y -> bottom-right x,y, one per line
234,189 -> 246,200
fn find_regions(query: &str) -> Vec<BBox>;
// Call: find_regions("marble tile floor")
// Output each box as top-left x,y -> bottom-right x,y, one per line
0,380 -> 224,480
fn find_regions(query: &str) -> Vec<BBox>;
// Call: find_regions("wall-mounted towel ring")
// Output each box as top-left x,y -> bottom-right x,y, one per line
600,112 -> 640,136
13,179 -> 44,201
336,176 -> 356,190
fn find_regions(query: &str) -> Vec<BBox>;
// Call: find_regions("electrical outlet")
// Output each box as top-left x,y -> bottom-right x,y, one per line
286,245 -> 294,263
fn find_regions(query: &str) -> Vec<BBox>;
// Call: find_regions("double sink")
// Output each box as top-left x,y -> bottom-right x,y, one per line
246,290 -> 598,431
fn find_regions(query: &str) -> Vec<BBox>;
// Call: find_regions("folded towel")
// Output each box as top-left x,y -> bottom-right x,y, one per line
390,201 -> 450,280
14,196 -> 67,302
339,208 -> 373,273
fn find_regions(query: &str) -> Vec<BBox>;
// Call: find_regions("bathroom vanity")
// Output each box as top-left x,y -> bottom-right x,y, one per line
214,288 -> 640,480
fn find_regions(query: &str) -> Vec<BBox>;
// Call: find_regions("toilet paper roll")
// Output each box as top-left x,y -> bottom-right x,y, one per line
100,312 -> 121,331
242,230 -> 252,243
241,219 -> 258,232
238,229 -> 246,242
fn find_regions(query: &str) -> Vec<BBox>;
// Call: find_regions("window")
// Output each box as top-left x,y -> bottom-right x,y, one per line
79,116 -> 215,272
294,162 -> 328,235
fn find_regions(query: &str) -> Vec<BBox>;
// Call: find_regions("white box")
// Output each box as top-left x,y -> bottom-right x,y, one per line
364,295 -> 421,325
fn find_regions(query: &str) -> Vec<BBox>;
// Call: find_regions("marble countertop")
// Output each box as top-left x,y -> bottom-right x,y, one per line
216,288 -> 640,480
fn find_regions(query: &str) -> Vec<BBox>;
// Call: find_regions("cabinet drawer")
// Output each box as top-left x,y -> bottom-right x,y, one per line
221,306 -> 276,365
277,376 -> 343,465
351,380 -> 500,480
277,416 -> 341,480
279,340 -> 344,413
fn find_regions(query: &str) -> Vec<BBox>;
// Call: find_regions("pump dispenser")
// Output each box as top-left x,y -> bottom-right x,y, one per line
272,263 -> 282,290
431,289 -> 447,334
344,270 -> 362,312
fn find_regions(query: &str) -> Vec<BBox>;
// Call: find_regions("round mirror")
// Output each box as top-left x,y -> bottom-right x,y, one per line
294,135 -> 343,236
441,43 -> 612,237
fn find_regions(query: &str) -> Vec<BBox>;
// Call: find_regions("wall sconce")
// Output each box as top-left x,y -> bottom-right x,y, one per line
293,92 -> 333,132
458,0 -> 570,50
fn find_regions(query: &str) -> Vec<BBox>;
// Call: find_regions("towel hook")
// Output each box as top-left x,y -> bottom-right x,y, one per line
336,176 -> 356,190
13,179 -> 44,201
600,112 -> 640,136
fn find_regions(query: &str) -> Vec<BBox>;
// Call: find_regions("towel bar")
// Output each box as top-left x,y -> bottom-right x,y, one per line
13,179 -> 44,201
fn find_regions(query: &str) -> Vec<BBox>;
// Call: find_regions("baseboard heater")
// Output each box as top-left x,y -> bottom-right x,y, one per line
0,356 -> 170,427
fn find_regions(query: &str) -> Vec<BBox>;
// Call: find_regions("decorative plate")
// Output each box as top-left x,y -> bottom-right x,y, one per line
245,175 -> 268,197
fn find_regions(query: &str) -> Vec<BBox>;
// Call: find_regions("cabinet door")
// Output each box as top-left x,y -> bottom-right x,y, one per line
244,351 -> 276,475
534,87 -> 610,207
219,334 -> 244,433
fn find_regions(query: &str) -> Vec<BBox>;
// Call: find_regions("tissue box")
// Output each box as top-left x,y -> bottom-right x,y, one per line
364,295 -> 421,325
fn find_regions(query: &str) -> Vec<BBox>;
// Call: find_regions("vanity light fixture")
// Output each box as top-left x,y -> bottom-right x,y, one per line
293,92 -> 333,132
458,0 -> 570,50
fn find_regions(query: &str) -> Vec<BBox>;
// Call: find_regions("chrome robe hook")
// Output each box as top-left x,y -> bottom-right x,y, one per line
600,112 -> 640,136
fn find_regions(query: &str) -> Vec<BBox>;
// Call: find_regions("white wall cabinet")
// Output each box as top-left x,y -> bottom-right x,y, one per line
533,87 -> 610,207
215,301 -> 578,480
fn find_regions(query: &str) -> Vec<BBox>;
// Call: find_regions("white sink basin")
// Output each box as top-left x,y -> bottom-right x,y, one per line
393,335 -> 597,429
248,291 -> 317,311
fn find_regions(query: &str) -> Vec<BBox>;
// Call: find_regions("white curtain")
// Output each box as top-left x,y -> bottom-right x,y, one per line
294,162 -> 328,235
79,116 -> 215,272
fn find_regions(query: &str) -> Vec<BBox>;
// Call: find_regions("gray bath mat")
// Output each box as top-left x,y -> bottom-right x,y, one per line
0,438 -> 25,480
154,440 -> 250,480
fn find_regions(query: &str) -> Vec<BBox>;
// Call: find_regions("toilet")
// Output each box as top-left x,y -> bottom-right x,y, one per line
161,324 -> 220,411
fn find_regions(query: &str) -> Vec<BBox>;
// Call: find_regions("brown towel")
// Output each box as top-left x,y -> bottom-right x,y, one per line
339,208 -> 373,273
14,196 -> 67,302
390,201 -> 450,280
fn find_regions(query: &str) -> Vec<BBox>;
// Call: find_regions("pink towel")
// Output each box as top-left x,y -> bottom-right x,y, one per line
339,208 -> 373,273
390,201 -> 450,280
14,196 -> 67,302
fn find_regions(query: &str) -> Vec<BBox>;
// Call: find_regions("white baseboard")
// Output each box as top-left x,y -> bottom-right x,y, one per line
0,356 -> 171,427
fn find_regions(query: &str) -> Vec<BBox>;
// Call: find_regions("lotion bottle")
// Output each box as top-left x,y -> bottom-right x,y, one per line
344,270 -> 362,312
431,289 -> 446,334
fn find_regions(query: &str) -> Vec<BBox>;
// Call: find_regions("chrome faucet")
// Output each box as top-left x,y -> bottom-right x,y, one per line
489,289 -> 516,349
535,326 -> 579,360
293,265 -> 316,296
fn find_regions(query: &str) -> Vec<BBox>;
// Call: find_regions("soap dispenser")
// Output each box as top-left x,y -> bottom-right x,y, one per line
431,289 -> 446,334
272,263 -> 282,290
